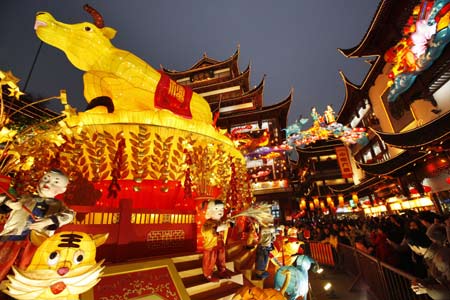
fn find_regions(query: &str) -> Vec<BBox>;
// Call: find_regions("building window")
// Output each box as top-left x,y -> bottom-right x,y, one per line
363,149 -> 373,163
373,142 -> 382,156
271,202 -> 280,219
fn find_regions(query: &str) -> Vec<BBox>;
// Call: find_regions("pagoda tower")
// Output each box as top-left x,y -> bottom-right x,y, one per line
163,47 -> 294,222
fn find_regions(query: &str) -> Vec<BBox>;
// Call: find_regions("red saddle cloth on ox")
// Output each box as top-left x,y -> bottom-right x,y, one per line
155,72 -> 193,119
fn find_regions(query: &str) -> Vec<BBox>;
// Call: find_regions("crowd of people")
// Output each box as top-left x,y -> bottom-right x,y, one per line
284,210 -> 450,299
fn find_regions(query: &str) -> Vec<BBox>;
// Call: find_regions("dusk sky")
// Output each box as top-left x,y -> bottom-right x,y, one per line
1,1 -> 379,125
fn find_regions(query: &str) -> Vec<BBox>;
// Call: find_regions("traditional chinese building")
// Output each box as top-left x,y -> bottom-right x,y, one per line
291,137 -> 356,217
335,0 -> 450,215
163,47 -> 294,221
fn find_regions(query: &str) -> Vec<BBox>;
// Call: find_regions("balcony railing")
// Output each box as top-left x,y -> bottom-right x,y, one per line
307,242 -> 433,300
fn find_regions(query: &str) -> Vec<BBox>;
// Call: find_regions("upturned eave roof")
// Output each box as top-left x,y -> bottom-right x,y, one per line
356,150 -> 428,176
372,110 -> 450,149
161,47 -> 240,79
329,176 -> 386,195
338,0 -> 418,58
217,89 -> 292,129
192,64 -> 251,93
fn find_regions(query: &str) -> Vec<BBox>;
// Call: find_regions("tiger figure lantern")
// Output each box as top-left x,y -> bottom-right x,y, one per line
2,231 -> 108,300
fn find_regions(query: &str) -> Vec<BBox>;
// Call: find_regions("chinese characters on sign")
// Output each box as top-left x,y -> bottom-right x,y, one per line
335,146 -> 353,178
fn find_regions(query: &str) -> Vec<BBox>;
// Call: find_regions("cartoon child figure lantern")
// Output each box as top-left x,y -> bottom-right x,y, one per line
255,226 -> 276,279
0,169 -> 75,282
201,199 -> 231,282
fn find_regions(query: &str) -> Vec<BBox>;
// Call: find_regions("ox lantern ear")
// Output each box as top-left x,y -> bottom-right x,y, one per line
101,27 -> 117,40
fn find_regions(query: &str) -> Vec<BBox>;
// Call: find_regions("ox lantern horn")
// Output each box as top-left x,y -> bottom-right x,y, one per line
83,4 -> 105,28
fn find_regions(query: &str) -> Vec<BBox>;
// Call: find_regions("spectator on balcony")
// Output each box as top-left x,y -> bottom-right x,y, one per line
401,220 -> 429,278
426,223 -> 448,247
321,226 -> 338,249
370,225 -> 400,267
386,215 -> 414,273
388,214 -> 405,244
406,228 -> 450,300
417,211 -> 445,244
354,235 -> 373,255
347,222 -> 362,245
337,229 -> 351,246
312,226 -> 325,242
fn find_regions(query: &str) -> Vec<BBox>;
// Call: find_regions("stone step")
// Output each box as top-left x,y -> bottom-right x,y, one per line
233,247 -> 256,272
190,281 -> 243,300
177,261 -> 235,279
226,240 -> 247,257
171,247 -> 245,299
182,270 -> 243,295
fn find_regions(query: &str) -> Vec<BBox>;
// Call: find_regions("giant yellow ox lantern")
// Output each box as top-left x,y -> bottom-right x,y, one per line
34,6 -> 211,122
31,6 -> 246,209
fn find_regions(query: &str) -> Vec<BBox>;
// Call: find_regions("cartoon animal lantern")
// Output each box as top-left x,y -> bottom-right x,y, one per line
2,231 -> 108,300
274,255 -> 318,300
271,235 -> 304,267
34,5 -> 212,122
232,284 -> 288,300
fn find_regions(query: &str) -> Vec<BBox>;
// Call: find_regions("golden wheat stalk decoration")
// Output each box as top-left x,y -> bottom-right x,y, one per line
84,132 -> 108,182
129,125 -> 151,182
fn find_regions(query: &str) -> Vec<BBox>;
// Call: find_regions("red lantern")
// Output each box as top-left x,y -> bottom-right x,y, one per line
423,185 -> 431,193
446,177 -> 450,184
409,188 -> 419,194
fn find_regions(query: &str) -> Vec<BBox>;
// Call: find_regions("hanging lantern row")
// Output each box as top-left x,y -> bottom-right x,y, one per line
298,193 -> 360,211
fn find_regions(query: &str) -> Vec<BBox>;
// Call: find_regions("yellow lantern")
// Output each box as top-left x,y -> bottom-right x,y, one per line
338,194 -> 344,207
313,197 -> 319,208
326,195 -> 332,206
300,197 -> 306,210
352,193 -> 359,204
309,202 -> 314,210
320,201 -> 325,209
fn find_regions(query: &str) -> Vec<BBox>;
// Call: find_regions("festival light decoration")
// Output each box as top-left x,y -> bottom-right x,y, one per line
338,194 -> 344,208
384,0 -> 450,102
313,197 -> 320,208
0,70 -> 70,180
283,106 -> 368,148
320,201 -> 325,209
352,193 -> 359,204
300,197 -> 306,210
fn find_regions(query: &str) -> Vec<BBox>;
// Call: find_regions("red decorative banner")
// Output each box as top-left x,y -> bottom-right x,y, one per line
335,146 -> 353,178
91,266 -> 183,299
155,72 -> 193,119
